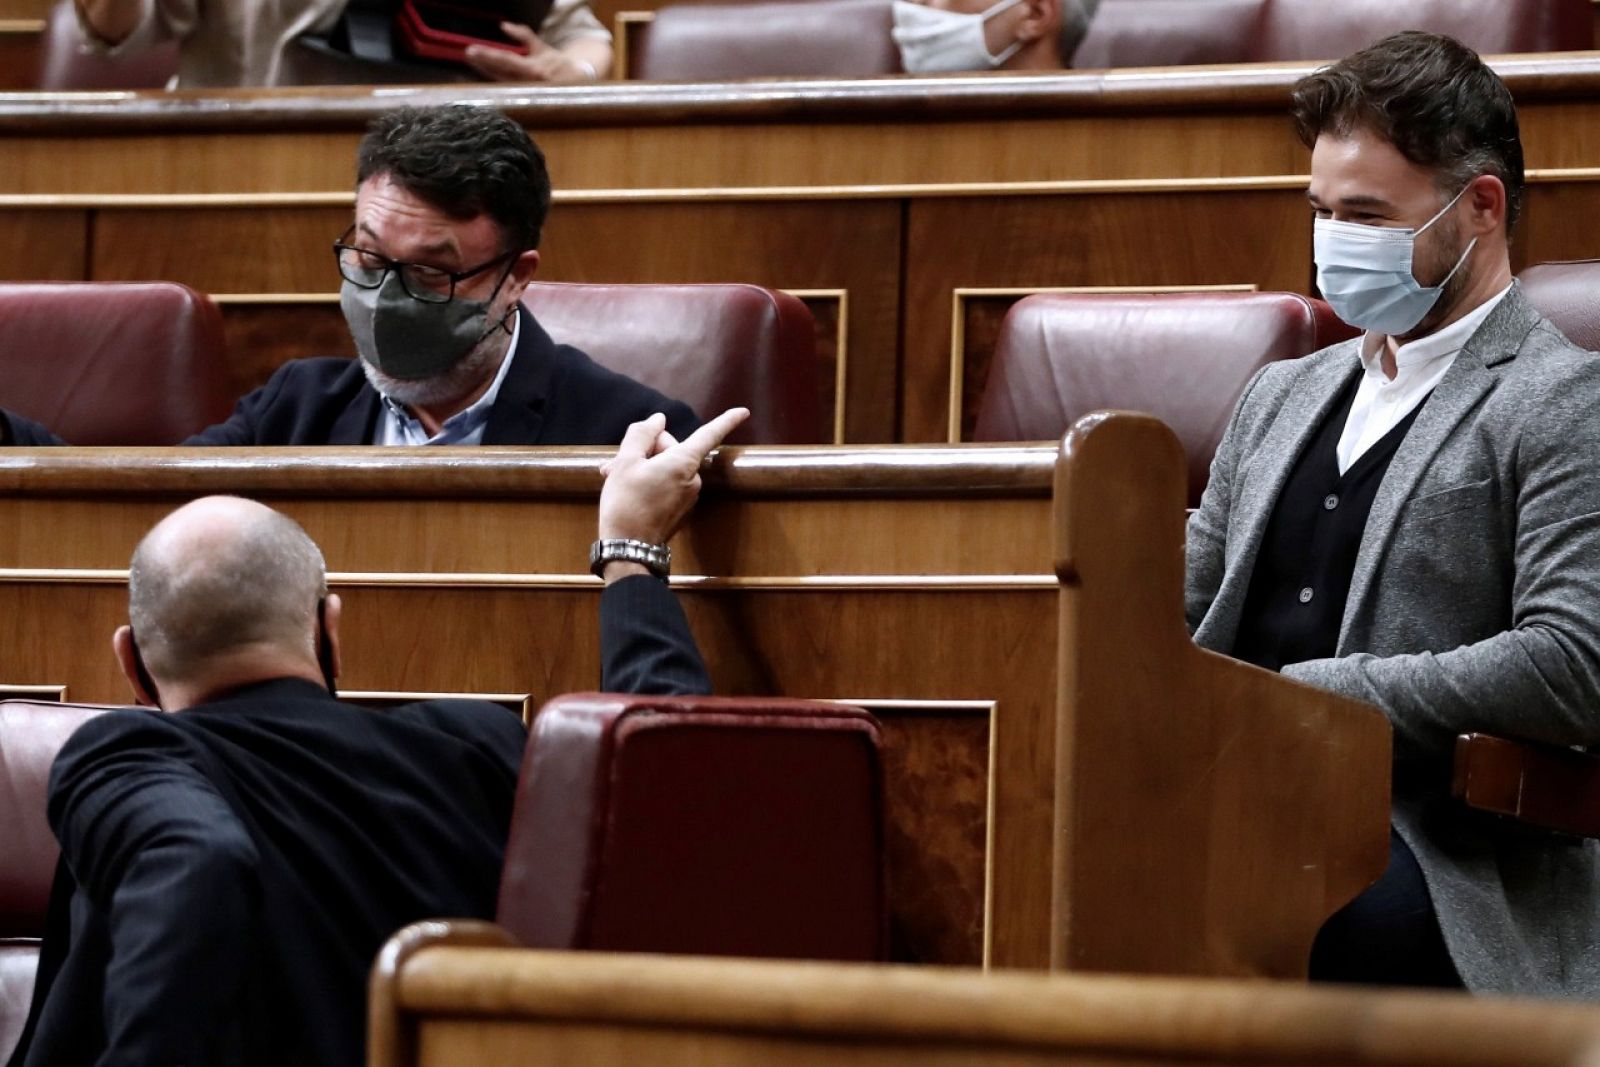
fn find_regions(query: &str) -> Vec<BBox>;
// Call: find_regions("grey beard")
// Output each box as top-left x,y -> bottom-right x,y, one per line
358,325 -> 511,412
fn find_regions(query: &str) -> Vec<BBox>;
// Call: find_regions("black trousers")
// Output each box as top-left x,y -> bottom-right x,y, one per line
1308,829 -> 1462,988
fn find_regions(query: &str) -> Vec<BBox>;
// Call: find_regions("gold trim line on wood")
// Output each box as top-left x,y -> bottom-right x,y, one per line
211,292 -> 343,305
0,175 -> 1313,211
945,283 -> 1263,444
0,569 -> 1058,590
0,684 -> 68,701
0,18 -> 44,31
614,10 -> 653,81
784,288 -> 849,446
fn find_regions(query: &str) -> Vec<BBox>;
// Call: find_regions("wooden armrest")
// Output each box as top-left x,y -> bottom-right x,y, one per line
1451,733 -> 1600,839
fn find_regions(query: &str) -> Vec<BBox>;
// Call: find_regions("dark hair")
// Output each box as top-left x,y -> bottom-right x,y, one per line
1290,31 -> 1524,232
356,105 -> 552,251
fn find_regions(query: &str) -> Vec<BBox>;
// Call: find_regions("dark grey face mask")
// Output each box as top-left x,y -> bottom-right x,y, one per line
340,272 -> 512,381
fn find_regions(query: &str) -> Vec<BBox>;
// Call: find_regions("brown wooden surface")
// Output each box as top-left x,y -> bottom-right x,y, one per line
0,445 -> 1056,969
369,926 -> 1600,1067
7,56 -> 1600,440
1051,413 -> 1391,979
1452,734 -> 1600,840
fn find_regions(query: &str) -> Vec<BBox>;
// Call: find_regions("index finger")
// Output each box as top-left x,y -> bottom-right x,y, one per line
671,407 -> 750,465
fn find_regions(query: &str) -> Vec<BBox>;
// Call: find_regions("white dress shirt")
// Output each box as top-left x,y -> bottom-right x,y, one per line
1335,284 -> 1512,475
376,314 -> 520,447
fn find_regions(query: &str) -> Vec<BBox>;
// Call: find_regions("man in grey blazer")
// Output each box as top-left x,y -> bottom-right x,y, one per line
1188,31 -> 1600,997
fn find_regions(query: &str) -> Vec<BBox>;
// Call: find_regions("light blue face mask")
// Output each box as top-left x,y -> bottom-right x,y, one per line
1313,184 -> 1477,337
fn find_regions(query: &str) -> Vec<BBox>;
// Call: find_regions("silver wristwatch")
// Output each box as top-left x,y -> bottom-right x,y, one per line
589,538 -> 671,579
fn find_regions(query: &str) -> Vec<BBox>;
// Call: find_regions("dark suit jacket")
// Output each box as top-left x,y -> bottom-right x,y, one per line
13,575 -> 710,1067
0,308 -> 700,446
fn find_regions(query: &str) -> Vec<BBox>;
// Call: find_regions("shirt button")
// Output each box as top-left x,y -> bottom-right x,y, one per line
1298,587 -> 1314,604
1323,494 -> 1339,511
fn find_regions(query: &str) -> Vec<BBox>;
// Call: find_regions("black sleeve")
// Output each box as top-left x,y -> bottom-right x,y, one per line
1,408 -> 68,446
599,574 -> 712,695
180,371 -> 287,445
663,399 -> 703,441
47,713 -> 261,1063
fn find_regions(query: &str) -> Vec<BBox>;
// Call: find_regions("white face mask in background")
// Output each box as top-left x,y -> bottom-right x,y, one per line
892,0 -> 1026,74
1313,183 -> 1477,337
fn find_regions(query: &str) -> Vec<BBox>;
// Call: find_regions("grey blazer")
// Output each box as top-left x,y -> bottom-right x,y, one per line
1187,284 -> 1600,998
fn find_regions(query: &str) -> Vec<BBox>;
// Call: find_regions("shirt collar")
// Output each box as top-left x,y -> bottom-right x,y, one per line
1358,282 -> 1514,379
382,312 -> 520,446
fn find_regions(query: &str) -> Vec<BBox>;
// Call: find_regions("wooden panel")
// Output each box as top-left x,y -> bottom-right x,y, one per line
0,446 -> 1057,969
92,206 -> 351,290
901,190 -> 1311,442
217,301 -> 352,398
1513,179 -> 1600,271
0,210 -> 85,280
369,933 -> 1600,1067
1051,413 -> 1389,978
0,0 -> 47,20
0,25 -> 40,90
538,201 -> 900,443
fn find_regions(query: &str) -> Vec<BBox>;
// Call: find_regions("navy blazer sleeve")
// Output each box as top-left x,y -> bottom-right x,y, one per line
599,575 -> 712,695
0,408 -> 67,446
47,712 -> 262,1064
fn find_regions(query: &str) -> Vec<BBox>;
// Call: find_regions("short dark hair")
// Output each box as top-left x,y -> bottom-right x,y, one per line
356,105 -> 552,251
1290,31 -> 1524,232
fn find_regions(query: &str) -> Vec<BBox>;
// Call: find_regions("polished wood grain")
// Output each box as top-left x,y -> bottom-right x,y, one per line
0,211 -> 84,280
1051,413 -> 1390,978
369,926 -> 1600,1067
0,445 -> 1056,968
8,58 -> 1600,441
1452,734 -> 1600,840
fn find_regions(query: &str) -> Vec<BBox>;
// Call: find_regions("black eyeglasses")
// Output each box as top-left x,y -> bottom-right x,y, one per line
333,226 -> 517,305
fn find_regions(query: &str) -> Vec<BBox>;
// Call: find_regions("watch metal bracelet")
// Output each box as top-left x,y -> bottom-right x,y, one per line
589,537 -> 671,579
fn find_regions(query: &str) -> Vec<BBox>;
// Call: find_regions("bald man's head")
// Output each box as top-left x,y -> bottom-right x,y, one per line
128,497 -> 328,686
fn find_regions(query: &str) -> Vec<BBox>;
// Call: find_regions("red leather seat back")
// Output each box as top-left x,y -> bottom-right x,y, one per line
1253,0 -> 1592,62
1073,0 -> 1262,68
0,282 -> 234,444
522,282 -> 823,443
37,0 -> 178,89
498,694 -> 887,961
0,701 -> 111,936
635,0 -> 900,80
974,292 -> 1356,505
1521,260 -> 1600,353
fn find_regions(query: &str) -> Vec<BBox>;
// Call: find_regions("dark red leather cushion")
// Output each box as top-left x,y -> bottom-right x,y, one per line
0,702 -> 113,936
0,940 -> 40,1066
498,694 -> 886,961
522,282 -> 823,444
635,0 -> 899,80
1074,0 -> 1262,69
0,282 -> 234,445
1521,260 -> 1600,353
973,292 -> 1357,506
1254,0 -> 1592,61
37,0 -> 178,89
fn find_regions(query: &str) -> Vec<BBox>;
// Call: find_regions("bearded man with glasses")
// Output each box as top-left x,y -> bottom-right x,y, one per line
1188,32 -> 1600,996
1,105 -> 698,447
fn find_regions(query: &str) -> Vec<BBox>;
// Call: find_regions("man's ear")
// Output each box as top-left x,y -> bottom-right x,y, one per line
1015,0 -> 1056,42
112,625 -> 159,708
321,593 -> 344,685
1464,173 -> 1508,237
504,248 -> 541,302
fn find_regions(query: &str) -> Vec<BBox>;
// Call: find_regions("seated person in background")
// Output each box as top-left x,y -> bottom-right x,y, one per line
891,0 -> 1097,73
1,106 -> 697,448
9,407 -> 746,1067
1188,31 -> 1600,996
73,0 -> 612,86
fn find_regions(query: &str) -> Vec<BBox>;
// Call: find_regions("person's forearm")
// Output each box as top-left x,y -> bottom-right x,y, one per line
75,0 -> 142,45
560,36 -> 612,79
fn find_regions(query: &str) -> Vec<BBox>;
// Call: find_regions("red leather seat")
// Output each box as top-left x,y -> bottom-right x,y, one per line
0,282 -> 234,445
522,282 -> 823,444
973,292 -> 1356,505
1519,260 -> 1600,353
634,0 -> 899,80
1255,0 -> 1591,61
0,700 -> 113,1064
37,0 -> 178,89
1074,0 -> 1261,68
497,694 -> 887,961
